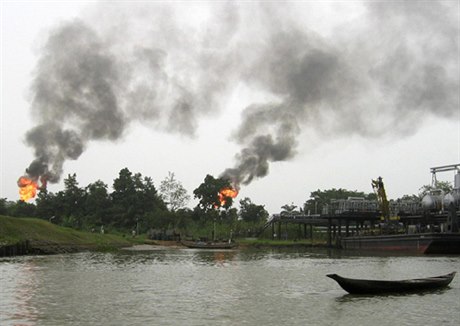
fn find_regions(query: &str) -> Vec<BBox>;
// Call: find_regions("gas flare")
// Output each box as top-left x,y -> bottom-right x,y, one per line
17,175 -> 47,201
17,176 -> 39,201
217,187 -> 239,207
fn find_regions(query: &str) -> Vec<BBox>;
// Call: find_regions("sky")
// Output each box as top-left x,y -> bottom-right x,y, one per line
1,1 -> 459,214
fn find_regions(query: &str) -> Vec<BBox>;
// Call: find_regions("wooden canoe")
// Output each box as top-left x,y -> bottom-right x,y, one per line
327,272 -> 456,294
180,240 -> 237,249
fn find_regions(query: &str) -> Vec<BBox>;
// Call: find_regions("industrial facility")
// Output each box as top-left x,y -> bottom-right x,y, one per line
264,164 -> 460,254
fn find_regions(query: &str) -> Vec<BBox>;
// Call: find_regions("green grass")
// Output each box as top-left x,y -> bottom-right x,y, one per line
0,215 -> 331,254
0,215 -> 134,251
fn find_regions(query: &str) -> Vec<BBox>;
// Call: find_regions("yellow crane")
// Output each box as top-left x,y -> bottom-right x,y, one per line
371,176 -> 390,221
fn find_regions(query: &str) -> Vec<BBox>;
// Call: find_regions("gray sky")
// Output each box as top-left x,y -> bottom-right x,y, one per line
1,1 -> 459,214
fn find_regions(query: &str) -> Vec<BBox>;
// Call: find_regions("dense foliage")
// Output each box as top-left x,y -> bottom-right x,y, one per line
303,188 -> 377,215
159,172 -> 190,211
2,170 -> 269,239
2,171 -> 439,239
3,169 -> 169,233
193,174 -> 233,212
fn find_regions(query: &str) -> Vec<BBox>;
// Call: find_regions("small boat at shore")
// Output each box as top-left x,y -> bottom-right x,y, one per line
180,240 -> 237,249
327,272 -> 456,294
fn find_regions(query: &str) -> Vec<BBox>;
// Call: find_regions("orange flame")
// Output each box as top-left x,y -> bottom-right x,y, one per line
217,187 -> 239,207
17,176 -> 39,201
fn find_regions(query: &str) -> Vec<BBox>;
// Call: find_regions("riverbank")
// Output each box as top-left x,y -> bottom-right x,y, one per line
125,239 -> 329,251
0,215 -> 329,257
0,215 -> 139,256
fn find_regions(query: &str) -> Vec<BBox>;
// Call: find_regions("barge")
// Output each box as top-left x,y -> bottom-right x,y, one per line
264,164 -> 460,254
340,232 -> 460,254
340,165 -> 460,254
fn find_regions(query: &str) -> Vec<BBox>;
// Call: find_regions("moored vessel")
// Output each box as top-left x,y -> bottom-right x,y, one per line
340,232 -> 460,254
180,239 -> 237,249
327,272 -> 456,294
340,165 -> 460,254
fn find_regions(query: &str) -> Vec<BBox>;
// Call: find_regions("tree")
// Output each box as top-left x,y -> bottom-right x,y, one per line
62,173 -> 86,226
111,168 -> 167,229
419,181 -> 453,198
221,207 -> 239,223
85,180 -> 111,226
140,175 -> 167,212
0,198 -> 17,216
159,172 -> 190,211
9,200 -> 36,217
239,197 -> 268,223
303,188 -> 375,214
111,168 -> 139,227
280,202 -> 300,216
193,175 -> 233,212
35,189 -> 58,221
0,198 -> 8,215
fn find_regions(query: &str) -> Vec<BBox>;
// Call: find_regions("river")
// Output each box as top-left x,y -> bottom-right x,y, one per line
1,247 -> 459,325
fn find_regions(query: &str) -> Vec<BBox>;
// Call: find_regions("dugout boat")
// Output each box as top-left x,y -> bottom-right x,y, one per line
180,240 -> 237,249
327,272 -> 456,295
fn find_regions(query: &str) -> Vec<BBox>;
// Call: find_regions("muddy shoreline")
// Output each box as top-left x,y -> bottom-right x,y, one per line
0,240 -> 130,257
1,239 -> 329,257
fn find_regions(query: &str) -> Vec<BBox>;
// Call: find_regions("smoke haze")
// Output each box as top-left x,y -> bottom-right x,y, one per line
23,1 -> 459,187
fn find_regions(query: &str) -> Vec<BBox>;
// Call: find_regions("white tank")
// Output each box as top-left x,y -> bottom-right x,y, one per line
422,194 -> 443,211
444,190 -> 460,208
455,172 -> 460,189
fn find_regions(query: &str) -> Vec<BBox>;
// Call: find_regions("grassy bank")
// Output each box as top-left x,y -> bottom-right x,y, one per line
0,215 -> 331,255
0,215 -> 140,255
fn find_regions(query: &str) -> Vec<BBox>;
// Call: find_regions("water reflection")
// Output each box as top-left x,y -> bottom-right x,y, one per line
1,250 -> 459,326
0,258 -> 41,325
334,286 -> 453,302
179,249 -> 238,266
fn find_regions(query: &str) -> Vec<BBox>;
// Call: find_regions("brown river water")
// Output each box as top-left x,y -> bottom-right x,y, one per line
1,247 -> 459,325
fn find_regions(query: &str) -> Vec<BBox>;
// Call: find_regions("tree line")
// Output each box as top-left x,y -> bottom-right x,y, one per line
1,169 -> 451,238
0,169 -> 269,238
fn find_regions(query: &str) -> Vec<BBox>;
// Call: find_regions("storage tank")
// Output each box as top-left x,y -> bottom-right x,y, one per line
443,192 -> 460,208
443,171 -> 460,208
422,193 -> 443,211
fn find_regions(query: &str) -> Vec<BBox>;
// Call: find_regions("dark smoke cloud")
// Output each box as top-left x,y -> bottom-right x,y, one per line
24,3 -> 241,182
23,1 -> 458,187
222,103 -> 300,185
362,2 -> 459,120
222,1 -> 459,184
25,20 -> 123,182
26,124 -> 84,182
220,29 -> 360,184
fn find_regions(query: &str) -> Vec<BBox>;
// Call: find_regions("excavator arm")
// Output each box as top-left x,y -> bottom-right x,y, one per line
372,176 -> 390,221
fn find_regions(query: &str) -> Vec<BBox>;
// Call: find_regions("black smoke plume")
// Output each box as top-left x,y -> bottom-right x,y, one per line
221,1 -> 459,185
24,21 -> 123,182
22,2 -> 458,188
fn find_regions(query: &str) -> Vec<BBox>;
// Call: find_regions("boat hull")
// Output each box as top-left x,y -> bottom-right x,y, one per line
327,272 -> 456,294
340,233 -> 460,254
180,240 -> 237,249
